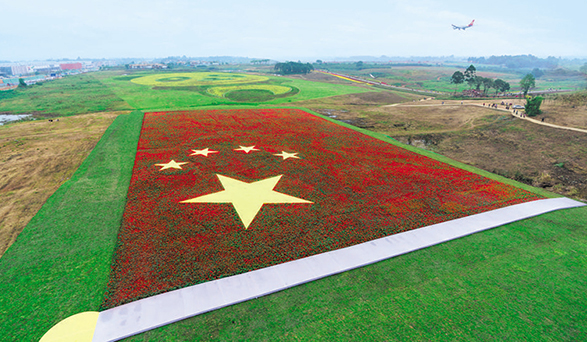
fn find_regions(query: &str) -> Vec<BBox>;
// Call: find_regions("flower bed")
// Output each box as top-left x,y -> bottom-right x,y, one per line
101,108 -> 543,309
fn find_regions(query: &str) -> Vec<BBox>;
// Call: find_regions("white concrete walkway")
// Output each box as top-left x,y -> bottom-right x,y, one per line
92,197 -> 585,342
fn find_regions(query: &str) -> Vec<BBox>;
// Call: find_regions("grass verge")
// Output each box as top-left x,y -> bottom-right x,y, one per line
0,112 -> 122,257
0,111 -> 143,341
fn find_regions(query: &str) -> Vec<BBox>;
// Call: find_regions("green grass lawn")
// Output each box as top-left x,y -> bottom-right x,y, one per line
0,73 -> 132,116
0,70 -> 375,118
96,71 -> 375,111
1,104 -> 584,341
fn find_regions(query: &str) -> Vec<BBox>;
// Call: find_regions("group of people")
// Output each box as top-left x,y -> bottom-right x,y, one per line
481,101 -> 529,118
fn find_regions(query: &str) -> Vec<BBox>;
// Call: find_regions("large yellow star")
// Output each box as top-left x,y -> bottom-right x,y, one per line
155,160 -> 188,170
180,174 -> 312,229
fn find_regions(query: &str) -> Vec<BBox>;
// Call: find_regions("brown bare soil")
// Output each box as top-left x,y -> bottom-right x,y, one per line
0,112 -> 125,257
401,119 -> 587,200
538,101 -> 587,129
295,89 -> 425,128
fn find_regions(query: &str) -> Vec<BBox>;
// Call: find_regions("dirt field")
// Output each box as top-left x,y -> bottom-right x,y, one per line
0,112 -> 124,257
540,100 -> 587,129
297,93 -> 587,201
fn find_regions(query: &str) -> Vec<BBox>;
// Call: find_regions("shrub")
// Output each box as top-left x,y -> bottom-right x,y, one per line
525,95 -> 544,116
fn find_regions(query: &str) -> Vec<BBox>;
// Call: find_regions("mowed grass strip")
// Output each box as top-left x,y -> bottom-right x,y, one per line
0,112 -> 123,257
0,111 -> 143,341
124,205 -> 587,341
0,73 -> 131,116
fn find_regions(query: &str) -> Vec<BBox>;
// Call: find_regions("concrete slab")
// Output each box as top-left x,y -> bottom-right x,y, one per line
93,197 -> 585,342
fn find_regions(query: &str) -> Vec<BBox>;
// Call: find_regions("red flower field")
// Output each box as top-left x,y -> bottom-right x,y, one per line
101,108 -> 543,309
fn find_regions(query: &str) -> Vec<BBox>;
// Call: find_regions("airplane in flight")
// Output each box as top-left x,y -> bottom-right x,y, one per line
452,20 -> 475,30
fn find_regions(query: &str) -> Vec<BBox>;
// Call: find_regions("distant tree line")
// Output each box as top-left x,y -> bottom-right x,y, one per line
468,55 -> 559,69
450,65 -> 511,95
274,62 -> 314,75
251,59 -> 271,64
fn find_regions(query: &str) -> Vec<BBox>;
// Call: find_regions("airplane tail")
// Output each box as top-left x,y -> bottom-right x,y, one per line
469,20 -> 475,27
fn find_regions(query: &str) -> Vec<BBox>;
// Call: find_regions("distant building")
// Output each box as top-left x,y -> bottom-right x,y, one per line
128,63 -> 168,69
11,65 -> 30,75
0,65 -> 31,76
60,62 -> 83,70
33,65 -> 60,74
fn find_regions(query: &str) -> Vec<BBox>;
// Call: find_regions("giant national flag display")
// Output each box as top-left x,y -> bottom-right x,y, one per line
100,108 -> 544,309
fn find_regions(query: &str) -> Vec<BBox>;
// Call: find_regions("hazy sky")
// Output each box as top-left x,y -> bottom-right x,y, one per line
2,0 -> 586,61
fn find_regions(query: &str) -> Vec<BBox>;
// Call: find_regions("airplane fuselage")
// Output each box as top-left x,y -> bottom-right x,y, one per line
452,20 -> 475,30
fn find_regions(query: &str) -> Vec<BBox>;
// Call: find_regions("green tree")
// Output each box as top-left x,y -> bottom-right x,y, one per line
481,77 -> 494,94
520,73 -> 536,96
468,76 -> 483,90
355,61 -> 364,69
579,63 -> 587,75
450,71 -> 464,94
525,95 -> 544,116
494,79 -> 510,95
531,68 -> 544,78
18,78 -> 27,88
274,62 -> 314,75
464,65 -> 476,82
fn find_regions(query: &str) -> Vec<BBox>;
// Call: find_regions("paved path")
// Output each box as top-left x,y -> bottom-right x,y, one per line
92,197 -> 585,341
518,114 -> 587,134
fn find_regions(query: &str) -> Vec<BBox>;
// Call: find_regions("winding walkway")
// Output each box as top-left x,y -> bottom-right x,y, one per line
386,102 -> 587,134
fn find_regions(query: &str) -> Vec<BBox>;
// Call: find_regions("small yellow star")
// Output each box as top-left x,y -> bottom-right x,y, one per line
234,145 -> 260,154
189,148 -> 219,157
155,160 -> 188,170
274,151 -> 300,160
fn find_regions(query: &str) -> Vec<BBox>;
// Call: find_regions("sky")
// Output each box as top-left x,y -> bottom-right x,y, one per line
1,0 -> 586,61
